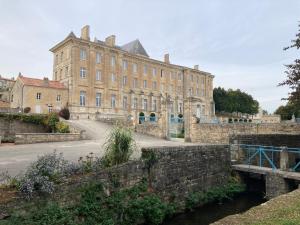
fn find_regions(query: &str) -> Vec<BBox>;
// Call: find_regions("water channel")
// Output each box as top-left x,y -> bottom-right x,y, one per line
163,192 -> 265,225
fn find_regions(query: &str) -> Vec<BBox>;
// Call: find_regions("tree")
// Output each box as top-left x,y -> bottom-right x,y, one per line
279,22 -> 300,106
275,102 -> 300,120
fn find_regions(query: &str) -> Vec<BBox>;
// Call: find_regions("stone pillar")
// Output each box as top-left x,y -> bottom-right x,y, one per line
280,146 -> 289,171
265,173 -> 290,199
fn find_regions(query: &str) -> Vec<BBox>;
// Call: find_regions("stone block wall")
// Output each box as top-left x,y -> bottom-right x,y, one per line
15,133 -> 82,144
0,118 -> 47,137
135,122 -> 164,138
189,120 -> 300,144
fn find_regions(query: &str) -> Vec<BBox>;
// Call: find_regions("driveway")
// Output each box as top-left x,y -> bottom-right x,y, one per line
0,120 -> 194,176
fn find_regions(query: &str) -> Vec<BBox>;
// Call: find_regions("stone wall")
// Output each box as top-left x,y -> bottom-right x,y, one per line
15,133 -> 82,144
230,134 -> 300,148
189,119 -> 300,144
135,122 -> 165,138
0,118 -> 47,137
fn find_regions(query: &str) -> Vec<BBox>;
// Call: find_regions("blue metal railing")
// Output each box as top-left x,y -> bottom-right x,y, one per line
239,144 -> 300,172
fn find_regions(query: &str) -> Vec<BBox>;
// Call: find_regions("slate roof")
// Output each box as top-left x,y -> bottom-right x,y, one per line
121,39 -> 149,57
19,76 -> 67,89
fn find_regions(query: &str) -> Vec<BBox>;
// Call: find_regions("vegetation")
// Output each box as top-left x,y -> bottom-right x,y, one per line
0,113 -> 47,125
102,125 -> 136,167
275,102 -> 300,120
279,22 -> 300,107
59,107 -> 70,120
23,107 -> 31,113
213,87 -> 259,115
46,112 -> 60,132
55,121 -> 70,133
186,178 -> 246,210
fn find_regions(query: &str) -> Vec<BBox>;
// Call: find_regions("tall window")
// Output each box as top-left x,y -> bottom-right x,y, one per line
80,67 -> 87,78
123,76 -> 127,86
152,68 -> 156,76
133,63 -> 138,73
55,54 -> 58,64
133,97 -> 138,109
123,96 -> 127,109
96,70 -> 102,81
65,66 -> 68,77
133,78 -> 138,88
96,93 -> 101,107
178,72 -> 182,80
143,80 -> 147,88
80,49 -> 87,60
143,65 -> 147,75
153,99 -> 157,111
80,91 -> 86,106
179,103 -> 183,113
111,94 -> 116,108
111,56 -> 116,67
122,60 -> 128,70
36,93 -> 41,100
111,73 -> 116,82
60,52 -> 64,62
143,99 -> 148,111
190,74 -> 193,81
96,52 -> 101,64
56,95 -> 61,102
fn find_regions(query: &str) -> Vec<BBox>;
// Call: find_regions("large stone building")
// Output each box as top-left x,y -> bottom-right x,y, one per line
10,75 -> 68,113
0,75 -> 15,103
50,25 -> 215,121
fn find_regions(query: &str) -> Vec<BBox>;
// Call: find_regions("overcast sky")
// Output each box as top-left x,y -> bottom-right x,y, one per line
0,0 -> 299,112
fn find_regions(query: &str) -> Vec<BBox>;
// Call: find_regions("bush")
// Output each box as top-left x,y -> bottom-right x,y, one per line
46,112 -> 59,132
23,107 -> 31,113
102,126 -> 136,167
55,121 -> 70,133
1,135 -> 16,143
18,151 -> 70,198
59,107 -> 70,120
0,113 -> 47,125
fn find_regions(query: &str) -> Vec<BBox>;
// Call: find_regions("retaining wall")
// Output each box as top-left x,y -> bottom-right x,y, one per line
15,133 -> 82,144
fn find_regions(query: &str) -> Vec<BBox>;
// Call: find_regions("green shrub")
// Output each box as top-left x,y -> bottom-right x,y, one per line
1,136 -> 16,143
102,125 -> 136,167
59,107 -> 70,120
0,113 -> 47,125
46,112 -> 59,132
55,121 -> 70,133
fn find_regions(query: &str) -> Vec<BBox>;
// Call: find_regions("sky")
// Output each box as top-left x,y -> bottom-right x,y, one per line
0,0 -> 299,113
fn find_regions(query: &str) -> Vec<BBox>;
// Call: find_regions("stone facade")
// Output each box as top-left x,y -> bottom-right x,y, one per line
50,25 -> 215,121
0,76 -> 15,110
188,117 -> 300,144
10,75 -> 68,113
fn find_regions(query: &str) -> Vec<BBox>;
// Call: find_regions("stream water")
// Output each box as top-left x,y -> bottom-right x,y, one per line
163,192 -> 265,225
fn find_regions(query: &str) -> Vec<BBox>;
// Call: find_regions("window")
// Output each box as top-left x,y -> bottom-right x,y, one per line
143,65 -> 147,75
196,88 -> 199,96
152,68 -> 157,76
197,76 -> 199,84
80,91 -> 86,106
96,70 -> 102,81
36,92 -> 41,100
133,78 -> 138,88
123,76 -> 127,86
65,66 -> 68,77
133,97 -> 138,109
55,54 -> 58,64
190,74 -> 193,81
96,52 -> 102,64
133,63 -> 138,73
55,71 -> 57,80
161,69 -> 164,78
179,103 -> 183,113
56,95 -> 61,102
11,95 -> 13,102
60,52 -> 63,62
143,80 -> 147,88
111,73 -> 116,82
96,93 -> 101,107
122,60 -> 128,70
111,94 -> 116,108
80,67 -> 87,78
123,96 -> 127,109
201,89 -> 205,96
80,49 -> 87,60
153,99 -> 157,111
60,69 -> 63,79
111,56 -> 116,67
152,81 -> 157,90
143,99 -> 148,111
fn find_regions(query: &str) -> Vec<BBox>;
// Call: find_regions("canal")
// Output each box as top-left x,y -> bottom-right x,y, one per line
163,192 -> 265,225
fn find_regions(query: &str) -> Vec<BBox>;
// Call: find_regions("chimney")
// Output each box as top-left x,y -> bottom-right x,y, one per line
194,65 -> 199,70
105,35 -> 116,47
81,25 -> 90,41
164,54 -> 170,64
18,72 -> 22,77
43,77 -> 49,86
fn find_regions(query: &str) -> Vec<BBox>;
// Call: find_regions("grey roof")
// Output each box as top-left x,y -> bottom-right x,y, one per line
121,39 -> 149,57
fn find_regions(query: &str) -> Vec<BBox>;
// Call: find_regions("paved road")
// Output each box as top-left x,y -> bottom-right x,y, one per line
0,120 -> 194,176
